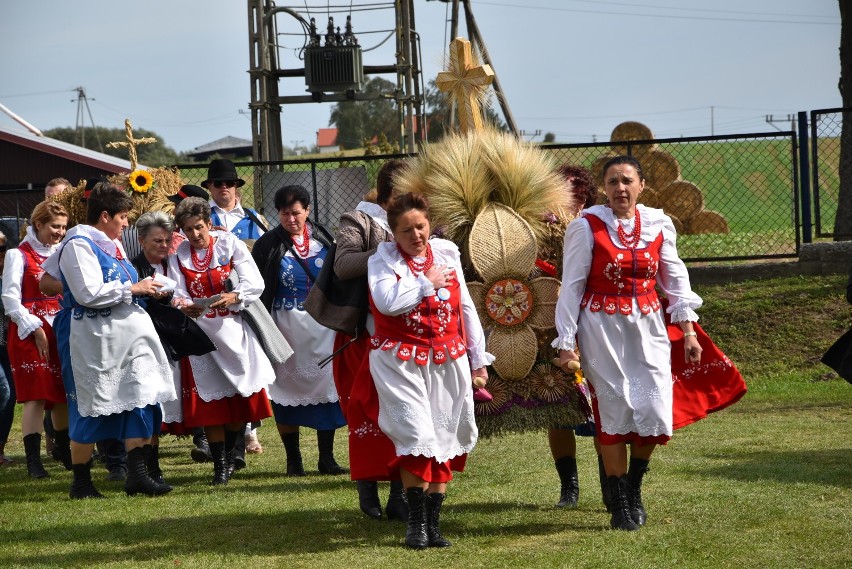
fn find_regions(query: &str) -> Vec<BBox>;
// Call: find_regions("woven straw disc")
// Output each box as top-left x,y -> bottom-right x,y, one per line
488,325 -> 538,380
610,121 -> 657,156
656,180 -> 705,220
685,210 -> 729,234
468,202 -> 537,283
642,149 -> 681,190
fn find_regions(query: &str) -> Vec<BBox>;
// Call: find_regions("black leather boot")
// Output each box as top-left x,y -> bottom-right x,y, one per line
598,454 -> 611,512
357,480 -> 382,519
627,457 -> 650,526
191,429 -> 211,463
555,456 -> 579,508
23,433 -> 49,479
210,441 -> 229,485
231,425 -> 247,471
224,428 -> 241,477
144,444 -> 165,485
404,487 -> 429,550
317,429 -> 347,475
426,492 -> 452,547
52,429 -> 72,470
125,447 -> 172,496
69,461 -> 104,499
385,479 -> 409,521
606,475 -> 639,531
282,432 -> 305,476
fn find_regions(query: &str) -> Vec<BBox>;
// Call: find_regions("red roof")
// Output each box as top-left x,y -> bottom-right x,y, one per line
317,128 -> 338,147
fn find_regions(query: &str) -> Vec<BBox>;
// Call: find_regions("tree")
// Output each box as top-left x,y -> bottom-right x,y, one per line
422,79 -> 506,142
836,0 -> 852,240
543,132 -> 556,143
44,126 -> 183,167
328,76 -> 400,149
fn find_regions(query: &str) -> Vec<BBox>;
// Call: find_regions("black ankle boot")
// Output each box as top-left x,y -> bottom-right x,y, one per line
210,441 -> 229,485
385,479 -> 409,521
555,456 -> 579,508
282,432 -> 305,476
317,429 -> 347,475
598,454 -> 611,512
125,447 -> 172,496
191,430 -> 212,463
224,429 -> 240,477
52,429 -> 72,471
606,475 -> 639,531
426,492 -> 452,547
357,480 -> 382,519
69,462 -> 104,499
23,433 -> 49,479
144,444 -> 165,485
627,458 -> 650,526
404,487 -> 428,550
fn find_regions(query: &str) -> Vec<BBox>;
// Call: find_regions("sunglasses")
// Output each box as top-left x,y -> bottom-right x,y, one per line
212,180 -> 237,189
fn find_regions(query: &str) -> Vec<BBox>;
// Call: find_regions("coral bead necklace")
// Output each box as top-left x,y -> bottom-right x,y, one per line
616,209 -> 642,249
397,243 -> 434,276
191,236 -> 215,271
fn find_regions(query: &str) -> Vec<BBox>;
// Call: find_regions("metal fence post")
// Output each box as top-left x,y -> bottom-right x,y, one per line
798,111 -> 812,243
310,161 -> 319,224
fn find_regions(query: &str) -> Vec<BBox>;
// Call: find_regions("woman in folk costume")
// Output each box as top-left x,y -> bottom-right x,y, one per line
251,185 -> 347,477
169,197 -> 273,486
1,201 -> 70,478
330,159 -> 408,521
368,192 -> 493,549
553,155 -> 703,530
48,185 -> 177,499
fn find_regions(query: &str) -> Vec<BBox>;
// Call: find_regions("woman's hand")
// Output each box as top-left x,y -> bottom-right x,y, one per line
130,277 -> 164,297
179,304 -> 206,319
684,335 -> 702,364
210,292 -> 239,310
558,349 -> 580,372
425,264 -> 452,289
33,327 -> 49,362
471,366 -> 488,388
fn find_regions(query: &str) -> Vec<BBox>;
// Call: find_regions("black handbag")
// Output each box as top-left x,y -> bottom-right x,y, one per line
142,299 -> 217,361
304,242 -> 369,337
821,327 -> 852,384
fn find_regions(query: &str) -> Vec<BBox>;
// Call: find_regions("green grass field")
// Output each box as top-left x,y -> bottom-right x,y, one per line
0,274 -> 849,568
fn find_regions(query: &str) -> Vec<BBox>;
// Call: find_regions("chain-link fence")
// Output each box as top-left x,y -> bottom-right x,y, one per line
175,131 -> 799,262
0,188 -> 42,246
811,107 -> 844,238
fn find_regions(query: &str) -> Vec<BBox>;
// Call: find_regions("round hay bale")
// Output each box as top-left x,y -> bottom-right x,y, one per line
610,121 -> 657,156
685,210 -> 730,234
668,213 -> 685,234
642,149 -> 681,190
590,154 -> 615,185
656,180 -> 704,221
637,186 -> 659,208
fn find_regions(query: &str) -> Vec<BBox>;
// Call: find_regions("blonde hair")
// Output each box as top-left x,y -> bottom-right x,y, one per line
30,200 -> 69,227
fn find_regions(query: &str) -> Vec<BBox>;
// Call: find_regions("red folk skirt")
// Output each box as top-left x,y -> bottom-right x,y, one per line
8,322 -> 65,405
180,358 -> 272,428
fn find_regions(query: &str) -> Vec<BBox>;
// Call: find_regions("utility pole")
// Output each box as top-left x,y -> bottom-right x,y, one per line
765,114 -> 796,132
71,87 -> 103,152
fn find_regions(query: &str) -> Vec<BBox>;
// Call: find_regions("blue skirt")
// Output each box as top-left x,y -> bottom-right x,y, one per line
56,308 -> 159,443
272,400 -> 346,430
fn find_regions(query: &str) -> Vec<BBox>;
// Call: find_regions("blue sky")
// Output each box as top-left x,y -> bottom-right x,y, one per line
0,0 -> 842,153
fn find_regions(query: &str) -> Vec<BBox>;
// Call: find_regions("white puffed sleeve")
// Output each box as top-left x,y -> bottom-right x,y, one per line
551,219 -> 594,352
367,242 -> 433,316
227,237 -> 264,309
656,219 -> 702,323
1,249 -> 43,338
59,239 -> 134,308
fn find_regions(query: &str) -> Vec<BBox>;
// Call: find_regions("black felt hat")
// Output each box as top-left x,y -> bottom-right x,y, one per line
82,176 -> 109,200
201,159 -> 245,188
168,184 -> 210,204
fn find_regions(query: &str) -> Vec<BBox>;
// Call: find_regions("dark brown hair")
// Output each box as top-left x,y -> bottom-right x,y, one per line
376,159 -> 408,206
85,185 -> 132,225
386,192 -> 429,232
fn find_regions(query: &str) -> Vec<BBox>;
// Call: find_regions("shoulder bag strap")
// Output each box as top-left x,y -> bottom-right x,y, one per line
244,208 -> 271,233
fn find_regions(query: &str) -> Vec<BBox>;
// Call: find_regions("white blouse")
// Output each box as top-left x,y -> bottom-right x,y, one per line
1,227 -> 61,337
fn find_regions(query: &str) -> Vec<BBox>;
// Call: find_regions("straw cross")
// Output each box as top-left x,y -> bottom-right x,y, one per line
436,37 -> 494,133
106,119 -> 157,170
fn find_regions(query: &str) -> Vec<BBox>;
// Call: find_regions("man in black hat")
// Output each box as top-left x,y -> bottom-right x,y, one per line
167,184 -> 209,205
201,159 -> 268,240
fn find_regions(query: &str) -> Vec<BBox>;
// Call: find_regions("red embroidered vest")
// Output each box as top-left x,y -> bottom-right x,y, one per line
369,268 -> 468,366
179,260 -> 238,318
18,242 -> 61,319
581,214 -> 664,316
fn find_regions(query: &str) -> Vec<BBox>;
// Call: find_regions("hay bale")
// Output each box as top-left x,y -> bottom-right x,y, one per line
610,121 -> 657,156
637,186 -> 659,208
642,149 -> 681,190
590,154 -> 615,185
656,180 -> 704,221
668,213 -> 685,234
685,210 -> 730,234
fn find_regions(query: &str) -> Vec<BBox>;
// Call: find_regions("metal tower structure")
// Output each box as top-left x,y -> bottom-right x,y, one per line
247,0 -> 423,162
72,86 -> 104,152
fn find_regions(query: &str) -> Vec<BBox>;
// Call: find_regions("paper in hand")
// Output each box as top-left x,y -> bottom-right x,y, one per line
152,272 -> 177,293
192,294 -> 222,308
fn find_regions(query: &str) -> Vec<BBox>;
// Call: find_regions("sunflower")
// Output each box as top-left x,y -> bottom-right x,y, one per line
128,169 -> 154,193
